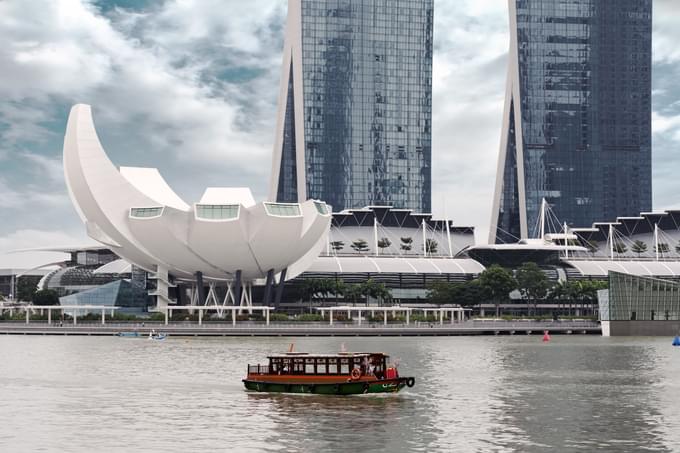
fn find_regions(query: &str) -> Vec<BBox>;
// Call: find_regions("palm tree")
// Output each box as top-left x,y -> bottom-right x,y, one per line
377,237 -> 392,255
351,239 -> 370,254
613,241 -> 628,256
400,237 -> 413,254
330,241 -> 345,253
425,238 -> 438,255
631,240 -> 647,257
655,242 -> 670,257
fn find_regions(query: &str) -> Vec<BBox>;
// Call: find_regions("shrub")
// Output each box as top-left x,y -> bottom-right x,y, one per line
270,313 -> 289,322
297,314 -> 323,322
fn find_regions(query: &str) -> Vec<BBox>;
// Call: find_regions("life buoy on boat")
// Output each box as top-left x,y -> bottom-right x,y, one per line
351,368 -> 361,380
406,377 -> 415,388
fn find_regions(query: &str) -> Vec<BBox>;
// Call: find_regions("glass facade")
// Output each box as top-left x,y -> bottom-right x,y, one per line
130,207 -> 163,218
606,272 -> 680,321
264,203 -> 302,217
59,280 -> 150,315
277,0 -> 433,213
493,0 -> 652,243
195,204 -> 240,220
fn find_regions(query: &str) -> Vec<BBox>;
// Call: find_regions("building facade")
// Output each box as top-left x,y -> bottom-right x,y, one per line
490,0 -> 652,244
270,0 -> 434,213
600,272 -> 680,336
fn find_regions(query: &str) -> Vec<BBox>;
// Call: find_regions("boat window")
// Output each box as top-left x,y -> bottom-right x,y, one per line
340,359 -> 349,374
316,358 -> 327,374
281,358 -> 291,373
305,358 -> 315,374
328,360 -> 338,374
293,358 -> 305,374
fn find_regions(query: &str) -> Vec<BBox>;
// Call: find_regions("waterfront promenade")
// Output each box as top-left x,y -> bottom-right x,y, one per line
0,320 -> 600,336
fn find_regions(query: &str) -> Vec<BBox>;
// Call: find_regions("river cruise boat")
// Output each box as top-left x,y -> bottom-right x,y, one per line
243,351 -> 415,395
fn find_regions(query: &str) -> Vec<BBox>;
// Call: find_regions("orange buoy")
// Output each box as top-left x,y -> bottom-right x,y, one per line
542,330 -> 551,342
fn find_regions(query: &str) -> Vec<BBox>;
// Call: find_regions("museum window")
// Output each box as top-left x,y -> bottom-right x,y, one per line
195,204 -> 239,220
130,207 -> 163,218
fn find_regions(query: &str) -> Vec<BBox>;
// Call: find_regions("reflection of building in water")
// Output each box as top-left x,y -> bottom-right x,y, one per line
600,271 -> 680,336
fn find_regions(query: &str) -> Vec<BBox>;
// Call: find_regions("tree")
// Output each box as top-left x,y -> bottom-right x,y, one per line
427,281 -> 462,305
655,242 -> 670,257
351,239 -> 370,254
361,279 -> 391,305
515,262 -> 549,315
631,240 -> 647,257
16,276 -> 40,302
479,265 -> 517,317
613,241 -> 628,255
32,289 -> 60,306
330,241 -> 345,253
400,237 -> 413,253
425,238 -> 438,255
377,238 -> 392,255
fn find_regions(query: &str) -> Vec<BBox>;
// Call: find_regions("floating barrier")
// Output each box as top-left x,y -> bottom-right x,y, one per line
672,336 -> 680,347
542,330 -> 551,342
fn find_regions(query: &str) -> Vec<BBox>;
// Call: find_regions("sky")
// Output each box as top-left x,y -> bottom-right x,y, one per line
1,0 -> 680,268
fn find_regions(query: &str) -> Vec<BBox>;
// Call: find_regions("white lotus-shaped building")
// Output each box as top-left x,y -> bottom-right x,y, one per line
63,104 -> 331,307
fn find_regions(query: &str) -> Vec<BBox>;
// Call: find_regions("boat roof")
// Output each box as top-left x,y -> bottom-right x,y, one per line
267,352 -> 388,359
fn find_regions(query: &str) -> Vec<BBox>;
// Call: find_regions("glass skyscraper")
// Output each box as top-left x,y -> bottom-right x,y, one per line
270,0 -> 433,213
490,0 -> 652,244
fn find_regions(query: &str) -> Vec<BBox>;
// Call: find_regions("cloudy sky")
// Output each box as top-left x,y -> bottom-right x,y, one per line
1,0 -> 680,268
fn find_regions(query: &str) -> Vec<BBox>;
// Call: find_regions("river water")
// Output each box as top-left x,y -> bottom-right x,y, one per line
1,335 -> 679,452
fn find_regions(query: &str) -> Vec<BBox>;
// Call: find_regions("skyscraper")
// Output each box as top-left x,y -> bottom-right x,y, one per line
269,0 -> 433,213
490,0 -> 652,244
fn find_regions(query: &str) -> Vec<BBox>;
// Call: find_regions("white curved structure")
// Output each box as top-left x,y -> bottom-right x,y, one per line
63,104 -> 331,305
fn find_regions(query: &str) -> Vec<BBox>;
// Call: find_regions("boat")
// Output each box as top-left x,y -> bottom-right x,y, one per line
116,332 -> 140,337
148,331 -> 167,341
243,351 -> 415,395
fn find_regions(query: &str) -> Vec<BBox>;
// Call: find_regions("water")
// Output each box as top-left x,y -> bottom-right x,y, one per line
1,335 -> 679,452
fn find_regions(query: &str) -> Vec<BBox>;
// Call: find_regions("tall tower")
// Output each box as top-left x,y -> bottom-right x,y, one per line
269,0 -> 434,213
490,0 -> 652,244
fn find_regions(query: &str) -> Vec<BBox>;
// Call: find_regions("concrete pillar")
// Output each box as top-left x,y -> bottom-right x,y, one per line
274,268 -> 287,308
74,310 -> 78,326
451,310 -> 454,324
440,310 -> 444,325
347,309 -> 351,320
48,309 -> 51,325
232,310 -> 236,326
406,310 -> 410,325
330,310 -> 333,326
266,309 -> 270,326
195,271 -> 206,305
164,309 -> 169,326
358,310 -> 362,326
25,309 -> 29,325
198,309 -> 203,326
384,310 -> 387,325
101,309 -> 106,325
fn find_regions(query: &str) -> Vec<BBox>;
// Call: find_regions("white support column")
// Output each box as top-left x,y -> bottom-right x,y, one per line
451,310 -> 454,325
347,309 -> 351,321
232,309 -> 236,326
101,309 -> 106,325
358,310 -> 362,326
198,309 -> 203,326
422,219 -> 427,257
406,310 -> 410,326
374,217 -> 379,256
73,310 -> 78,326
655,223 -> 660,261
440,309 -> 444,325
164,309 -> 169,326
384,310 -> 387,325
330,310 -> 333,326
48,309 -> 52,325
266,309 -> 270,326
25,309 -> 29,325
